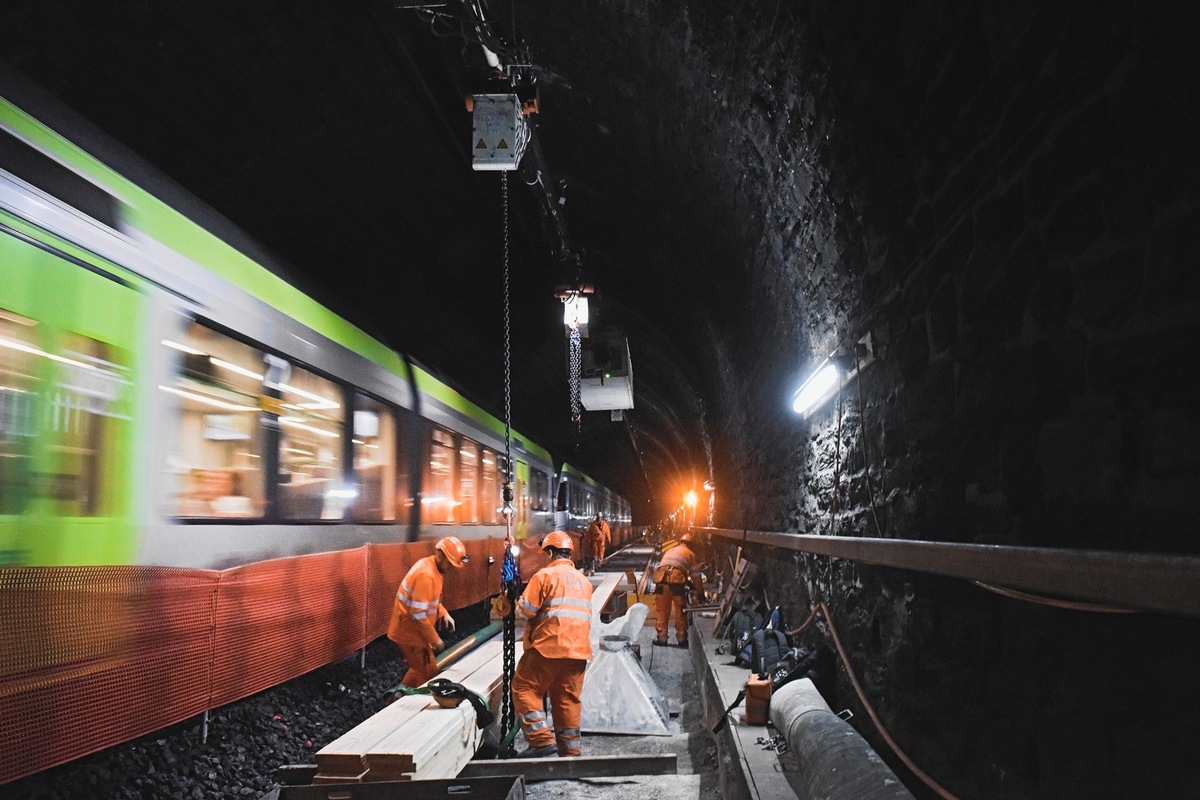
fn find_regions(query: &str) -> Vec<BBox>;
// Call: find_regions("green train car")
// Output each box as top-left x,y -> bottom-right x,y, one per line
0,69 -> 627,571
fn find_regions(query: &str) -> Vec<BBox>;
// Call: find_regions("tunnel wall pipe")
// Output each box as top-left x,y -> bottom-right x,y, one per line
770,679 -> 915,800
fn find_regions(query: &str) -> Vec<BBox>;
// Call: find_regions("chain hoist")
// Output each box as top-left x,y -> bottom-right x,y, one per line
568,326 -> 582,431
497,170 -> 521,754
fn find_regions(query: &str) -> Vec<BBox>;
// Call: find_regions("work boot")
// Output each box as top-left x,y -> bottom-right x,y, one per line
653,638 -> 669,647
676,639 -> 690,649
518,744 -> 558,759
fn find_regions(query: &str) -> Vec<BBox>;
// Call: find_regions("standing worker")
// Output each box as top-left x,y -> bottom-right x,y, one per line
652,530 -> 704,648
387,536 -> 469,688
511,531 -> 594,757
584,513 -> 611,575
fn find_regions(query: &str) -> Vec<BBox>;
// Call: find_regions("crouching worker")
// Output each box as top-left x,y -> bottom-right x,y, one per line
512,531 -> 594,757
387,536 -> 469,688
653,530 -> 704,648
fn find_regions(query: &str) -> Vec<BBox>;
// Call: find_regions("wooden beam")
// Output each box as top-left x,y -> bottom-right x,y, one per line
459,753 -> 678,781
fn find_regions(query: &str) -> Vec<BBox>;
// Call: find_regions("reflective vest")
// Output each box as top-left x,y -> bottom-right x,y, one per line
585,520 -> 611,546
387,555 -> 445,647
516,557 -> 594,660
652,543 -> 703,591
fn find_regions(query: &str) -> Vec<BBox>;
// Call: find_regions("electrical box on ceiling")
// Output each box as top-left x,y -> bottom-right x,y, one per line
579,333 -> 634,412
470,94 -> 529,171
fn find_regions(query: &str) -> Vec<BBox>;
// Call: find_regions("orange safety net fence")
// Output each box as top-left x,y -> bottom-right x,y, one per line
0,538 -> 506,785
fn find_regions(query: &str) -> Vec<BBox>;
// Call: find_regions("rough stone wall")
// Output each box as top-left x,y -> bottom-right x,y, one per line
529,2 -> 1199,796
641,2 -> 1200,798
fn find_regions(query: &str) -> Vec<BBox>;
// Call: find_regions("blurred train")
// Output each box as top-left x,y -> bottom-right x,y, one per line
0,71 -> 630,573
0,63 -> 638,786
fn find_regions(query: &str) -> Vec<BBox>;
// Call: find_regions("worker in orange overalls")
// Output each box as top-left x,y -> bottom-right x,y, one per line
652,530 -> 704,648
584,513 -> 611,574
511,531 -> 594,757
387,536 -> 469,688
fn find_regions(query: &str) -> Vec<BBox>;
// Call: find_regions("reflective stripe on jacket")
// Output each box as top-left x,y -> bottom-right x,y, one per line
652,543 -> 703,590
517,557 -> 594,660
387,554 -> 445,647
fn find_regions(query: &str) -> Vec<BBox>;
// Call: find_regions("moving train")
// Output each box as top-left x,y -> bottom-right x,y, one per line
1,63 -> 635,786
0,70 -> 630,572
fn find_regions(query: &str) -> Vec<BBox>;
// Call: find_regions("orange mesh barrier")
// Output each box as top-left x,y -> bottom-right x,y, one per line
0,540 -> 503,785
209,549 -> 369,707
0,566 -> 219,785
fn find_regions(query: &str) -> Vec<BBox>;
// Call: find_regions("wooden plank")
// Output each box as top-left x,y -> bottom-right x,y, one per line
589,572 -> 623,613
361,641 -> 522,778
713,555 -> 756,637
624,568 -> 640,604
460,753 -> 678,781
315,694 -> 430,774
316,635 -> 504,776
311,769 -> 368,784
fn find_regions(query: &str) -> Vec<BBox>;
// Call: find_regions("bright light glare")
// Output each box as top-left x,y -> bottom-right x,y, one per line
684,490 -> 698,508
2,336 -> 98,371
279,416 -> 339,437
509,544 -> 521,558
159,384 -> 255,412
563,295 -> 589,328
791,362 -> 840,415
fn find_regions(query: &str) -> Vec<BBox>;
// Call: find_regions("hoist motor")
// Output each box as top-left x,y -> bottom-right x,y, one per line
470,94 -> 529,171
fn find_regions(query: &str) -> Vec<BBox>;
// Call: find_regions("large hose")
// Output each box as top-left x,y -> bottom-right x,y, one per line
770,679 -> 915,800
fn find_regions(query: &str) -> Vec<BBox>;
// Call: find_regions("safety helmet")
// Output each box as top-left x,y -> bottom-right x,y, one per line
435,536 -> 469,568
541,530 -> 574,552
679,531 -> 694,544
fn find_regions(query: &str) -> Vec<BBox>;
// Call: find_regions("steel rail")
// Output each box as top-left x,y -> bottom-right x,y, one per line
702,527 -> 1200,619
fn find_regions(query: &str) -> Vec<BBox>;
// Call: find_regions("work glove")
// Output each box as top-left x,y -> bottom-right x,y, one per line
439,611 -> 456,632
491,594 -> 512,617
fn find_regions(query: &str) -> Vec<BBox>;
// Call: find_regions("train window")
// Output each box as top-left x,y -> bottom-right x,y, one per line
424,426 -> 456,523
0,310 -> 39,515
164,323 -> 264,518
479,447 -> 497,524
49,332 -> 132,517
278,365 -> 344,520
351,394 -> 395,522
458,438 -> 479,524
530,470 -> 548,512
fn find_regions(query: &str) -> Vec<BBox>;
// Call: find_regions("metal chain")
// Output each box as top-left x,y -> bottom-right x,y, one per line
502,169 -> 514,527
568,326 -> 582,433
498,170 -> 518,752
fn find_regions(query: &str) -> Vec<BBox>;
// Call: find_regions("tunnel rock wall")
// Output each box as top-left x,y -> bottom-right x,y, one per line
646,2 -> 1200,798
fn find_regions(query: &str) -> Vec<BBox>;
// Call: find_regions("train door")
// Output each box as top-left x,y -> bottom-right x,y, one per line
0,228 -> 143,566
513,458 -> 529,541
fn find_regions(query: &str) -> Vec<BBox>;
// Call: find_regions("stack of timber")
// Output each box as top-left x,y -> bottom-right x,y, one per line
311,572 -> 625,784
313,639 -> 515,783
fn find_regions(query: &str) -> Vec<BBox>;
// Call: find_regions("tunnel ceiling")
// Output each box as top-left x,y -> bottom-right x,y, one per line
3,0 -> 770,518
10,3 -> 1180,524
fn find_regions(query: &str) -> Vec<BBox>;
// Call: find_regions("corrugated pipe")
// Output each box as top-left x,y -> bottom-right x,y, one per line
770,679 -> 915,800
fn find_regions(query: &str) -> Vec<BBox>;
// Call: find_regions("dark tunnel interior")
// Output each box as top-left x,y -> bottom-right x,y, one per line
3,1 -> 1200,797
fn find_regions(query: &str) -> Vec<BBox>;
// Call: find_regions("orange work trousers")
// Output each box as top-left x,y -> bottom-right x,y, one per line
511,647 -> 587,756
593,540 -> 607,566
654,587 -> 688,643
396,641 -> 438,687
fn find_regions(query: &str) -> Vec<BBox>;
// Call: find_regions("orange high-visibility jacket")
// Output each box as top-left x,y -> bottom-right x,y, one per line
652,542 -> 704,592
516,557 -> 594,660
587,519 -> 611,543
387,555 -> 446,647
